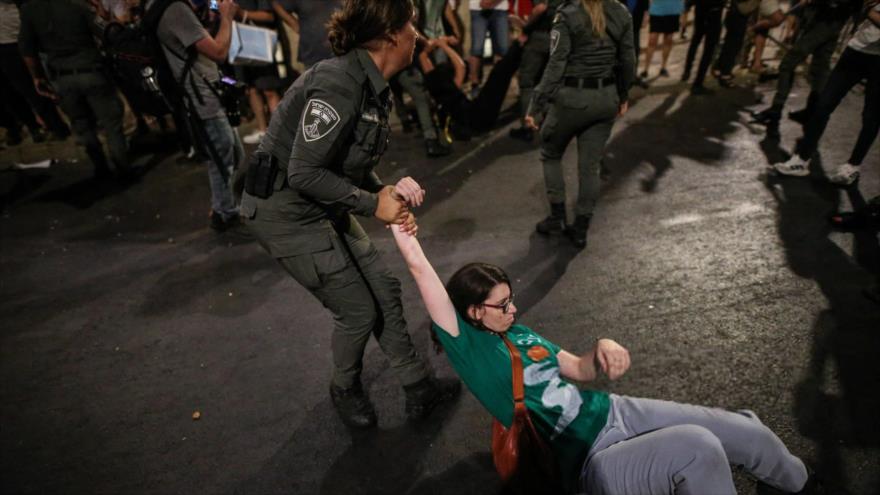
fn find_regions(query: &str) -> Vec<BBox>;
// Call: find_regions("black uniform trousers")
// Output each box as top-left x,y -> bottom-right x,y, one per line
0,43 -> 70,138
798,48 -> 880,166
271,214 -> 429,390
683,2 -> 723,86
714,7 -> 750,77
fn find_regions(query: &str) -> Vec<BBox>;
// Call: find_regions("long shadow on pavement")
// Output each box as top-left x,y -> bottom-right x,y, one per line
763,161 -> 880,495
231,393 -> 462,495
603,86 -> 758,194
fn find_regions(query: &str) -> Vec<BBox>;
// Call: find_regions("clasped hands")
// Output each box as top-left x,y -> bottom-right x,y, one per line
375,177 -> 425,237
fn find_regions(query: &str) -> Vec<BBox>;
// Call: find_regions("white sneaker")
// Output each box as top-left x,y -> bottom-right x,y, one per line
242,129 -> 266,145
827,163 -> 860,186
773,155 -> 810,177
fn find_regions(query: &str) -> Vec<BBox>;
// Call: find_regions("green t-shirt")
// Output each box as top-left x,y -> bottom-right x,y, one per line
432,313 -> 610,488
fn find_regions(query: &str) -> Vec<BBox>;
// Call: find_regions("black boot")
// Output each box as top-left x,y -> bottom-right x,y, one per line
753,106 -> 782,125
536,202 -> 567,235
508,126 -> 534,142
425,138 -> 452,157
330,382 -> 377,429
567,214 -> 591,249
403,377 -> 461,421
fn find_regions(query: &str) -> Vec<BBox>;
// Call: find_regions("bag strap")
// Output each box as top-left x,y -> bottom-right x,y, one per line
499,334 -> 527,412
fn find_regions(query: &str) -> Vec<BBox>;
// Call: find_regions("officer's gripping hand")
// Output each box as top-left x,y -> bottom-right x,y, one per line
594,339 -> 631,380
617,101 -> 629,118
393,177 -> 426,207
376,186 -> 410,224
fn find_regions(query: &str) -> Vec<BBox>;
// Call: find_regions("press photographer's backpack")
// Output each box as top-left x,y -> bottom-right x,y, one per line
102,0 -> 185,117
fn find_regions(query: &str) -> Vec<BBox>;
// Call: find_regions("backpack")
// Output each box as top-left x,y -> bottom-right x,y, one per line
102,0 -> 185,117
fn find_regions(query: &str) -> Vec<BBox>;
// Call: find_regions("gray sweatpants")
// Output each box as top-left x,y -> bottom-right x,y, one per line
580,395 -> 808,495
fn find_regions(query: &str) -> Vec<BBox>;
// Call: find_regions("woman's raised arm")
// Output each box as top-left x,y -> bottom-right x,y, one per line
391,225 -> 460,336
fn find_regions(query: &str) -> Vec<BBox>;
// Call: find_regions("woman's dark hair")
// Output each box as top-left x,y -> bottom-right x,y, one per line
447,262 -> 511,326
327,0 -> 415,55
428,262 -> 511,353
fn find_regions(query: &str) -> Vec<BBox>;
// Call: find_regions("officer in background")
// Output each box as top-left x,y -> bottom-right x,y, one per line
240,0 -> 460,429
509,0 -> 566,142
753,0 -> 859,127
526,0 -> 635,248
18,0 -> 131,180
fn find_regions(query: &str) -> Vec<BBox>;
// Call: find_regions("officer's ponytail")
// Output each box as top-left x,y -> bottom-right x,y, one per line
581,0 -> 607,37
328,0 -> 415,55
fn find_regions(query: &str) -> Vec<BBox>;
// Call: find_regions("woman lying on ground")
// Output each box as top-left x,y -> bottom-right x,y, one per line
387,193 -> 821,494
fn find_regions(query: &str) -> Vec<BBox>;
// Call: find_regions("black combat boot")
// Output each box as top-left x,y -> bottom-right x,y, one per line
403,377 -> 461,421
753,105 -> 782,125
508,126 -> 534,142
330,382 -> 377,429
567,214 -> 591,249
425,138 -> 452,157
535,202 -> 567,235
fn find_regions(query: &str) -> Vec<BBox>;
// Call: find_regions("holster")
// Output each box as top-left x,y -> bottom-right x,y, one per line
244,151 -> 279,199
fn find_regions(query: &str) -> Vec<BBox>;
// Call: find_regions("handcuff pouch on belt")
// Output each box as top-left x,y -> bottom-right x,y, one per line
244,151 -> 279,199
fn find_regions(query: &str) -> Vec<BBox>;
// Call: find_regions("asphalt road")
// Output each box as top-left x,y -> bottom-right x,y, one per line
2,58 -> 879,494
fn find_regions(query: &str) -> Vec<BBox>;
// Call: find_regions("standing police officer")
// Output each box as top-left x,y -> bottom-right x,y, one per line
18,0 -> 131,180
240,0 -> 459,429
526,0 -> 635,248
509,0 -> 566,141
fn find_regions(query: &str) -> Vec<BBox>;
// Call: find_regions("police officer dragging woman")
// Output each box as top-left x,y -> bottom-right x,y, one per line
238,0 -> 460,429
525,0 -> 636,249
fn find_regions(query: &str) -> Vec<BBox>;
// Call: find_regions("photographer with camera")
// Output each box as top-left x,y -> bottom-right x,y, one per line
151,0 -> 244,231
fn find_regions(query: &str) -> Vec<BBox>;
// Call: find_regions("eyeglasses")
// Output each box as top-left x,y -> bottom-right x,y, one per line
482,293 -> 515,314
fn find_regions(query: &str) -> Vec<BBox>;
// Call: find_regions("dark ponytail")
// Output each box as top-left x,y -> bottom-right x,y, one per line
327,0 -> 415,55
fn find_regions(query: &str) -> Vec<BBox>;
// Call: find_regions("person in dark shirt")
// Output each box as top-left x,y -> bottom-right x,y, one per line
680,0 -> 724,94
273,0 -> 340,69
18,0 -> 130,179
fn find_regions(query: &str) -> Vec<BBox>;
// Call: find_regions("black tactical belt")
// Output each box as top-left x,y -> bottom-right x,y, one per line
563,76 -> 616,89
52,67 -> 102,77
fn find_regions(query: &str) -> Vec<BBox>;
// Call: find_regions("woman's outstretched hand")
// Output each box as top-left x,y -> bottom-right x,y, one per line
393,176 -> 426,207
594,339 -> 631,380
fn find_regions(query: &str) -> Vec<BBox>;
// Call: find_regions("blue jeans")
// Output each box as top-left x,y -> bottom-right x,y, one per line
202,116 -> 242,220
469,9 -> 509,57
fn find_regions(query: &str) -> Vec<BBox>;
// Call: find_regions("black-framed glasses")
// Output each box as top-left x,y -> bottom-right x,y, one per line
482,293 -> 515,314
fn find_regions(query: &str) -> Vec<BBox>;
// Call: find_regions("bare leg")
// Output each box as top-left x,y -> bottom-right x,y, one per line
752,34 -> 767,72
247,88 -> 267,132
265,90 -> 280,114
660,33 -> 674,70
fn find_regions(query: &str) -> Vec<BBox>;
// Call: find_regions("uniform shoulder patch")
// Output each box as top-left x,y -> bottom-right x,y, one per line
550,28 -> 561,53
301,98 -> 341,142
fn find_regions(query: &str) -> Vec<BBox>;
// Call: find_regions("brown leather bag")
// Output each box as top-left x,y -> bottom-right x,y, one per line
492,334 -> 562,493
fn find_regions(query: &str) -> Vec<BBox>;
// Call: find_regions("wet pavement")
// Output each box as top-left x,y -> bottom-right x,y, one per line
2,45 -> 879,495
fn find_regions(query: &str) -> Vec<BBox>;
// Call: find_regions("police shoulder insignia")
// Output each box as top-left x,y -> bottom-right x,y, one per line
550,29 -> 561,54
302,98 -> 341,142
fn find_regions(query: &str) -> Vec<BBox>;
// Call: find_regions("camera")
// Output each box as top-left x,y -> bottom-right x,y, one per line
217,76 -> 246,127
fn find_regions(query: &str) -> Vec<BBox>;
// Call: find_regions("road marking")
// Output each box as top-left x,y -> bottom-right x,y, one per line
661,202 -> 767,227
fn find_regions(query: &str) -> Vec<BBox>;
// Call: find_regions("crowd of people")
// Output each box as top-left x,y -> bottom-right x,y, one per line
2,0 -> 878,492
